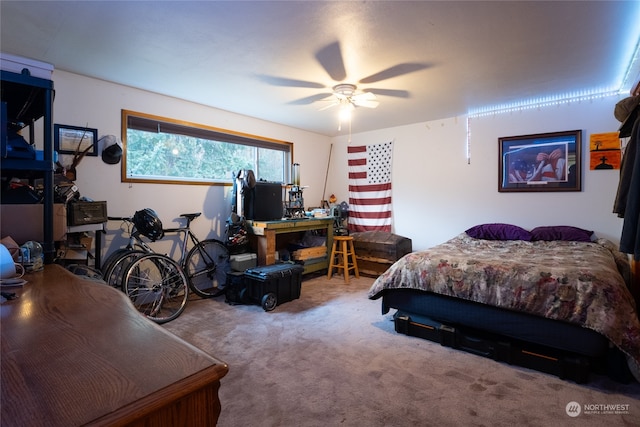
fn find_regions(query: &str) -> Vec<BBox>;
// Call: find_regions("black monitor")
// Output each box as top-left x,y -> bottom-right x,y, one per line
245,181 -> 283,221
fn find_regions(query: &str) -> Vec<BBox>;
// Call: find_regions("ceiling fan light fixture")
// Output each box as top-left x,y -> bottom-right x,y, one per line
339,102 -> 354,122
333,83 -> 357,97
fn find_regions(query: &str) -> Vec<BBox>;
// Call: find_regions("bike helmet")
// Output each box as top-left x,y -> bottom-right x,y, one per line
132,208 -> 164,241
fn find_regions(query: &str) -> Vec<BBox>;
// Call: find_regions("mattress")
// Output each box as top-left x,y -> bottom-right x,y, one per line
368,232 -> 640,381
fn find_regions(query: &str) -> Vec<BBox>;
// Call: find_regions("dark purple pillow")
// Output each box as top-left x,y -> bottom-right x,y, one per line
465,223 -> 532,241
530,226 -> 593,242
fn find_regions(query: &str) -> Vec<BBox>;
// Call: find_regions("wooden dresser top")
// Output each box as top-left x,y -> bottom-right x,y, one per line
1,264 -> 228,427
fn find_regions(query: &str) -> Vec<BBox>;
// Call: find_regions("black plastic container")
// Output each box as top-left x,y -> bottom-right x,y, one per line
393,310 -> 592,383
242,263 -> 304,311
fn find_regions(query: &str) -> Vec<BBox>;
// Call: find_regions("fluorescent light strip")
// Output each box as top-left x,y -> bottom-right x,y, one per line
468,89 -> 620,119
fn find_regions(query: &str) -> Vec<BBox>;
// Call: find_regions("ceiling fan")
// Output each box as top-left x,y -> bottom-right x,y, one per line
258,41 -> 429,111
318,83 -> 379,111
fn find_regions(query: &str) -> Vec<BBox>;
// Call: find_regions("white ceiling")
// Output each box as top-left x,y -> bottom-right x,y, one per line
2,1 -> 639,137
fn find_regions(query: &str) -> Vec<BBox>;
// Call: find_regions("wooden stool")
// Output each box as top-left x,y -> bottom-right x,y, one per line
327,236 -> 359,283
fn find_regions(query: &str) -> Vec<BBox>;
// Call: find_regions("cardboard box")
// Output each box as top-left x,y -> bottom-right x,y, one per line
58,242 -> 88,265
79,236 -> 93,250
0,203 -> 67,245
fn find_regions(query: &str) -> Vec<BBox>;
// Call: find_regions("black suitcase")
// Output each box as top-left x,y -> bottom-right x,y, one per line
242,263 -> 304,311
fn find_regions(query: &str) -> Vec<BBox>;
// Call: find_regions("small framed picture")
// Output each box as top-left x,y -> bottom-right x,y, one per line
498,130 -> 582,192
54,124 -> 98,156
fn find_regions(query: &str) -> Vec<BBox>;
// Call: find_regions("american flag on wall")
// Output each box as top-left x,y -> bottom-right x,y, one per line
347,141 -> 393,232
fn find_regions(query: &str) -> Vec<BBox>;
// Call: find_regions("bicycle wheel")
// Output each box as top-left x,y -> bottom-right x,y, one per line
102,249 -> 148,290
184,239 -> 230,298
123,253 -> 189,324
101,248 -> 132,279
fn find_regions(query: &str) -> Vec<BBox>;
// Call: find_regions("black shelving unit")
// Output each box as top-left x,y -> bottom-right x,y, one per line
1,69 -> 56,263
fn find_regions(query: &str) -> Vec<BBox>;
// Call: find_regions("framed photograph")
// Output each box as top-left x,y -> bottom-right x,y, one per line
54,124 -> 98,156
498,130 -> 582,192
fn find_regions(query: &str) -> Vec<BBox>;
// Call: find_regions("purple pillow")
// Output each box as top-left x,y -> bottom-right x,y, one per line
465,223 -> 532,241
530,226 -> 593,242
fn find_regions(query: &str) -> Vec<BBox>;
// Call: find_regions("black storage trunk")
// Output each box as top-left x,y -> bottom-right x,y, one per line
393,311 -> 591,383
241,263 -> 304,311
350,231 -> 412,276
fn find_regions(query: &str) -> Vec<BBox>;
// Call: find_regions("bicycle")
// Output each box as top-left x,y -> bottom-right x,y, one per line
123,252 -> 189,324
102,211 -> 231,299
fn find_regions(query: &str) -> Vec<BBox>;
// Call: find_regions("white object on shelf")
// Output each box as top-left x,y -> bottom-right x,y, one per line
1,52 -> 53,79
230,253 -> 257,272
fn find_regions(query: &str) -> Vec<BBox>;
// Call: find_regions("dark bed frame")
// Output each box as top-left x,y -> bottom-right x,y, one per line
382,289 -> 634,384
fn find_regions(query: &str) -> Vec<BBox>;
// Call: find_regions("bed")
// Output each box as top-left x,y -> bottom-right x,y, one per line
368,224 -> 640,383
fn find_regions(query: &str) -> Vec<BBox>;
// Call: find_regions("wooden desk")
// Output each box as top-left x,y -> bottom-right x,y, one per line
0,265 -> 228,427
248,217 -> 333,274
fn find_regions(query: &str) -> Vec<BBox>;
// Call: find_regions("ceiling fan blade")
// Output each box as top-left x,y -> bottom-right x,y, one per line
365,88 -> 410,98
352,92 -> 377,101
353,98 -> 379,109
288,93 -> 334,105
257,74 -> 325,89
318,100 -> 340,111
315,41 -> 347,82
351,92 -> 378,108
359,63 -> 429,84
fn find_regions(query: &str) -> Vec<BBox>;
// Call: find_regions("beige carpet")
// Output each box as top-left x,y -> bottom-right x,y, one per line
164,273 -> 640,427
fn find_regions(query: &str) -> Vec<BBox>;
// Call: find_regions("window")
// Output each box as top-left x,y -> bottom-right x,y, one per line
122,110 -> 292,185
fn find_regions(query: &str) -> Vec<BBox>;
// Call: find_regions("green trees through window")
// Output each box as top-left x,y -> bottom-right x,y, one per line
122,110 -> 292,185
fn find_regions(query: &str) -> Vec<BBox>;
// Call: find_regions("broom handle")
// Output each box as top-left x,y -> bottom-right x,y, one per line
321,143 -> 333,207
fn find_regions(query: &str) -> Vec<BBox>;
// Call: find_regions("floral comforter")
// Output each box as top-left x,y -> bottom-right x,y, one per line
368,233 -> 640,380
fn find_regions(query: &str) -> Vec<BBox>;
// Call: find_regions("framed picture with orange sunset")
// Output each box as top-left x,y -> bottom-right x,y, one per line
589,132 -> 620,170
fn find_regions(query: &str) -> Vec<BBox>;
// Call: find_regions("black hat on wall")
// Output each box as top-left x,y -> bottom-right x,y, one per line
614,95 -> 640,138
99,135 -> 123,164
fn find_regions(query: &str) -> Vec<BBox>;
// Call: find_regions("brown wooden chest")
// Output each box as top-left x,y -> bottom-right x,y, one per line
350,231 -> 412,277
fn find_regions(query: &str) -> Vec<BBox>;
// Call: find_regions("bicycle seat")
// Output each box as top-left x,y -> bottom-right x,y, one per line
180,213 -> 201,221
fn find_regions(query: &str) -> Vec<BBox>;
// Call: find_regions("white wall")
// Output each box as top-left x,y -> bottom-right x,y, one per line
51,70 -> 627,258
51,70 -> 332,260
326,96 -> 626,251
